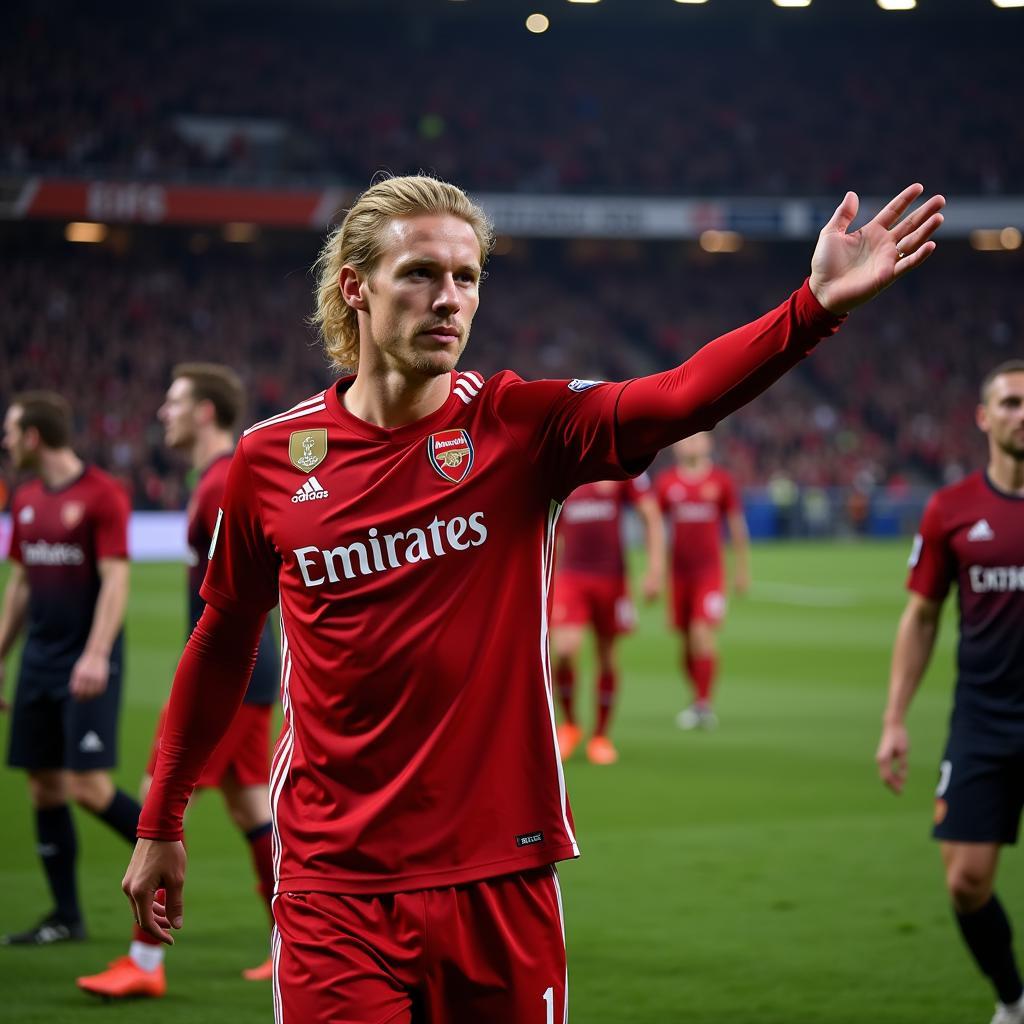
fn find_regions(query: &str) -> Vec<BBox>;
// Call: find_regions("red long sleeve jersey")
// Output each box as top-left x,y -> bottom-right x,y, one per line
199,371 -> 641,894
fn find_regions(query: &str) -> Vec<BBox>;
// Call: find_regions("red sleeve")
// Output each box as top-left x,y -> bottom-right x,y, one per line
491,375 -> 647,501
615,281 -> 844,462
137,603 -> 265,841
196,465 -> 226,540
907,494 -> 953,602
720,472 -> 741,517
199,442 -> 279,615
653,472 -> 671,512
93,481 -> 130,560
8,493 -> 23,563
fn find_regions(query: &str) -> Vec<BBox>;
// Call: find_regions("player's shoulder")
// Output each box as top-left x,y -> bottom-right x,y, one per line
81,465 -> 129,502
11,478 -> 43,507
239,388 -> 332,453
196,452 -> 233,498
927,471 -> 986,515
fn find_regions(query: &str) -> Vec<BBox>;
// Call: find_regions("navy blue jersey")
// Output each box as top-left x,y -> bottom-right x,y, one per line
188,453 -> 278,705
9,467 -> 129,681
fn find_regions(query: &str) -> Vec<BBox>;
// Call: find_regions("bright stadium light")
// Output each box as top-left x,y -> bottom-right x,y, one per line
773,0 -> 812,7
992,0 -> 1024,7
65,222 -> 108,243
970,227 -> 1022,251
877,0 -> 916,9
526,12 -> 550,32
223,222 -> 259,243
674,0 -> 709,5
700,230 -> 744,253
567,0 -> 601,4
1000,227 -> 1023,249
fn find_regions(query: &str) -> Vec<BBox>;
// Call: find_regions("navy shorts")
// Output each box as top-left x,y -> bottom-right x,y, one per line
932,726 -> 1024,846
7,666 -> 123,772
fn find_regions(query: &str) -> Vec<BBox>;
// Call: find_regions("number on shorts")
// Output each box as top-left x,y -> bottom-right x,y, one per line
936,759 -> 952,798
543,986 -> 554,1024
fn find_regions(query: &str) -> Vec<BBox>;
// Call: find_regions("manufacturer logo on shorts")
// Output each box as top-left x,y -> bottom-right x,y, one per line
568,379 -> 602,392
289,429 -> 327,472
427,429 -> 474,484
61,501 -> 85,530
967,518 -> 994,542
292,476 -> 329,503
515,831 -> 545,848
79,731 -> 105,753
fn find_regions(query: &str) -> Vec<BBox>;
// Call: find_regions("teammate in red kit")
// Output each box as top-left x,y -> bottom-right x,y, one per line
655,431 -> 750,730
122,175 -> 943,1022
877,361 -> 1024,1024
77,365 -> 280,999
552,475 -> 664,765
0,392 -> 143,946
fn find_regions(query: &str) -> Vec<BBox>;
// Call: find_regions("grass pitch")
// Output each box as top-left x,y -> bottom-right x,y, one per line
0,542 -> 1019,1023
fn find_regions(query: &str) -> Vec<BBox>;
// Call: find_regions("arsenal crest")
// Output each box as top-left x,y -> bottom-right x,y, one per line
427,429 -> 474,484
61,501 -> 85,529
289,429 -> 328,472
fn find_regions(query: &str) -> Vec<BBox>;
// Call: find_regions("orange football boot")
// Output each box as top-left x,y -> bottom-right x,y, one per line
585,735 -> 619,765
556,722 -> 583,762
77,956 -> 166,999
242,956 -> 274,981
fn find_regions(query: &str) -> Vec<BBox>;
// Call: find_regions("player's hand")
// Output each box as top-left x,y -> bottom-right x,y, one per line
808,184 -> 945,315
733,570 -> 751,597
641,571 -> 663,603
876,721 -> 910,795
123,839 -> 187,945
69,650 -> 110,701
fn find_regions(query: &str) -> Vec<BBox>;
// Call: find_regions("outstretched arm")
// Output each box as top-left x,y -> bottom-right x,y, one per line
876,592 -> 942,795
636,493 -> 665,602
615,185 -> 944,462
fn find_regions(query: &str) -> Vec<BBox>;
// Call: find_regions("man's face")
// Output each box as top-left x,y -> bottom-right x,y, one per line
352,215 -> 482,379
2,405 -> 34,471
158,378 -> 199,451
673,431 -> 712,465
978,371 -> 1024,461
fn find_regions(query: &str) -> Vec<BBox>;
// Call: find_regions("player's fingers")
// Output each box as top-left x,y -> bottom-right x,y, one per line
894,240 -> 937,278
895,213 -> 944,259
869,183 -> 924,230
823,191 -> 859,234
165,883 -> 185,930
891,194 -> 945,240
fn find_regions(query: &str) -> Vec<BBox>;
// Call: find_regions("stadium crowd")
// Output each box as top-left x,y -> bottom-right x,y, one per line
1,240 -> 1017,510
3,7 -> 1020,196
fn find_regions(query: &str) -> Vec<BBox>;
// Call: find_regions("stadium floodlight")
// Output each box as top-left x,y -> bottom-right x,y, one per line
992,0 -> 1024,7
223,222 -> 259,243
773,0 -> 812,7
65,222 -> 108,244
1001,227 -> 1023,249
567,0 -> 601,4
700,230 -> 743,253
674,0 -> 709,5
526,12 -> 550,32
876,0 -> 916,8
970,227 -> 1022,251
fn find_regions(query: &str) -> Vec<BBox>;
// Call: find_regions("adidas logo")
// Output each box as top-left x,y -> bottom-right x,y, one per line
292,475 -> 329,504
79,731 -> 104,753
967,519 -> 994,542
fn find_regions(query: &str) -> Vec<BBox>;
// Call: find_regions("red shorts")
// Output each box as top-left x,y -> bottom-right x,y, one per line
146,701 -> 271,788
271,867 -> 568,1024
551,570 -> 634,638
671,571 -> 726,631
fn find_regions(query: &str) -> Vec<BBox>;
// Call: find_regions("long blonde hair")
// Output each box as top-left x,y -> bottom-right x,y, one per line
310,175 -> 495,372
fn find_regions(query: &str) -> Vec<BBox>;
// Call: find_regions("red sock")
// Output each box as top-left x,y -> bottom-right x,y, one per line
246,823 -> 275,925
132,888 -> 165,945
556,662 -> 576,723
690,655 -> 717,705
594,670 -> 618,737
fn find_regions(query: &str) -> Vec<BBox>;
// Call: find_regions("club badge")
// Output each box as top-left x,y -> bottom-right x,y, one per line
61,501 -> 85,529
427,429 -> 474,484
289,429 -> 328,472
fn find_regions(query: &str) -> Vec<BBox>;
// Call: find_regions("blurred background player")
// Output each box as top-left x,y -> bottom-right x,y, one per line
877,361 -> 1024,1024
76,364 -> 279,999
552,475 -> 664,765
0,392 -> 140,945
655,431 -> 750,731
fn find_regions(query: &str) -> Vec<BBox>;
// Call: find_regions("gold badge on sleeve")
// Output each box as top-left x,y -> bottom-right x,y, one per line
289,429 -> 328,472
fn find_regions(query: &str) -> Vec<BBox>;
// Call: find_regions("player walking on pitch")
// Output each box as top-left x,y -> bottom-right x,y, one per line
124,175 -> 943,1022
77,365 -> 280,998
654,432 -> 749,730
0,392 -> 142,945
877,361 -> 1024,1024
552,475 -> 664,765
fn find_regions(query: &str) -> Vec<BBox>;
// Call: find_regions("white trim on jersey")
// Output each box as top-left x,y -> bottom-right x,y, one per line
550,866 -> 569,1024
540,499 -> 578,854
243,395 -> 327,437
270,899 -> 283,1024
462,370 -> 484,390
453,387 -> 473,405
452,372 -> 483,405
269,608 -> 295,888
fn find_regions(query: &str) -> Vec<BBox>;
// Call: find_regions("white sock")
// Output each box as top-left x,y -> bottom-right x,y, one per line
129,941 -> 165,972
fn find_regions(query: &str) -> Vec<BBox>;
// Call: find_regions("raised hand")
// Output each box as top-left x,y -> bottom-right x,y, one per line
809,184 -> 945,315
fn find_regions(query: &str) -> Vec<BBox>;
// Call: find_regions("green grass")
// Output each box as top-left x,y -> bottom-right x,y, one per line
1,543 -> 1020,1023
